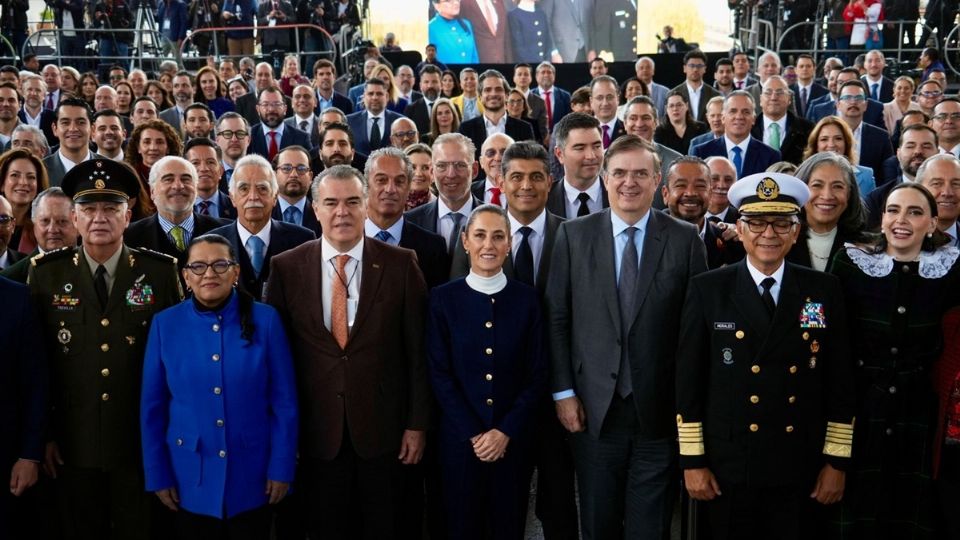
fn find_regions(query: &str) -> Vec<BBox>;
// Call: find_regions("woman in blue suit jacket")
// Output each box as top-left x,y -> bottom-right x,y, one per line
427,205 -> 547,540
141,234 -> 298,538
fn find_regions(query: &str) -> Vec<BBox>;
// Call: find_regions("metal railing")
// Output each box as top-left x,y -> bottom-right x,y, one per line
776,19 -> 936,65
20,27 -> 176,69
942,25 -> 960,77
180,23 -> 336,62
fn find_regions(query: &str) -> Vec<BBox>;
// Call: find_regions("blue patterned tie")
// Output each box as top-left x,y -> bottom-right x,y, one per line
246,236 -> 265,276
375,230 -> 392,243
283,206 -> 301,226
731,146 -> 743,178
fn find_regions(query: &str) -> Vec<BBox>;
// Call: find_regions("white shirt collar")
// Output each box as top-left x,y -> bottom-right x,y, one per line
686,81 -> 703,94
508,208 -> 546,238
763,115 -> 787,131
483,113 -> 507,133
265,123 -> 285,138
563,177 -> 601,205
278,196 -> 307,213
437,195 -> 474,217
610,207 -> 651,234
746,258 -> 785,283
723,135 -> 750,154
599,117 -> 617,133
865,74 -> 883,85
58,150 -> 94,172
320,235 -> 364,262
236,219 -> 272,249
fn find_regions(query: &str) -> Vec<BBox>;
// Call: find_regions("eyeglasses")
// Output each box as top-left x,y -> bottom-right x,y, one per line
278,164 -> 311,175
685,63 -> 706,70
434,161 -> 470,173
920,90 -> 943,98
933,112 -> 960,122
740,218 -> 796,234
184,259 -> 238,275
0,214 -> 14,227
392,130 -> 417,139
838,95 -> 866,102
217,130 -> 249,139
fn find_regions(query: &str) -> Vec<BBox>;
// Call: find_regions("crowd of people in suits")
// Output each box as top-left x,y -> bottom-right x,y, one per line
4,34 -> 960,540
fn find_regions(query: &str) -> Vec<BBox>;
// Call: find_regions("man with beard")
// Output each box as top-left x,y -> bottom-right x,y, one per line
315,122 -> 367,175
705,156 -> 739,223
346,78 -> 405,157
124,156 -> 225,274
2,187 -> 77,281
183,103 -> 215,140
208,153 -> 315,300
663,156 -> 743,269
236,62 -> 292,127
0,83 -> 22,146
91,110 -> 126,161
864,124 -> 940,229
18,75 -> 57,147
713,58 -> 735,96
835,80 -> 893,179
215,112 -> 252,191
311,59 -> 353,115
403,65 -> 442,136
159,71 -> 196,134
459,70 -> 535,162
284,84 -> 321,148
470,132 -> 513,206
185,137 -> 237,220
395,65 -> 421,104
249,86 -> 311,162
389,118 -> 419,151
43,97 -> 102,187
271,145 -> 320,235
917,154 -> 960,248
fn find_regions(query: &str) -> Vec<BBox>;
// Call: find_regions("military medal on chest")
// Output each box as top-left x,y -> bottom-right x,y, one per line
125,274 -> 155,310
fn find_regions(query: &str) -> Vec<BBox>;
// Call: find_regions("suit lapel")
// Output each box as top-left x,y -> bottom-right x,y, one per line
627,211 -> 666,326
731,261 -> 772,338
758,264 -> 801,356
592,214 -> 621,334
537,213 -> 562,286
744,139 -> 760,174
301,241 -> 330,340
350,240 -> 384,339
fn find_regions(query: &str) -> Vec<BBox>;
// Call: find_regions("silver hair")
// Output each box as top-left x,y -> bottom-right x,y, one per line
11,124 -> 50,156
916,153 -> 960,184
431,133 -> 477,164
311,164 -> 367,201
31,186 -> 71,214
230,154 -> 278,195
365,146 -> 414,182
723,90 -> 756,112
149,156 -> 199,187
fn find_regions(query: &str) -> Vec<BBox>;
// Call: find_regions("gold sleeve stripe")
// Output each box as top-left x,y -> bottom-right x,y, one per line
676,419 -> 705,456
823,420 -> 854,458
823,440 -> 852,458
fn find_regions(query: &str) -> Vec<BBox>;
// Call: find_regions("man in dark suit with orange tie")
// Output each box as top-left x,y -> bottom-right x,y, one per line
266,164 -> 432,540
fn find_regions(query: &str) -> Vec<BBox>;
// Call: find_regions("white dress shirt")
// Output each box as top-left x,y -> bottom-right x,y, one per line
745,259 -> 785,304
483,113 -> 507,137
437,196 -> 475,246
320,236 -> 364,331
723,135 -> 750,163
686,82 -> 703,121
562,178 -> 602,217
58,150 -> 95,175
366,111 -> 386,141
762,115 -> 787,148
364,217 -> 404,246
508,209 -> 546,278
263,123 -> 286,150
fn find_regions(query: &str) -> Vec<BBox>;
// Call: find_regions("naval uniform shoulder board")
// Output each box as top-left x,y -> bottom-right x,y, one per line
131,246 -> 178,266
31,246 -> 76,267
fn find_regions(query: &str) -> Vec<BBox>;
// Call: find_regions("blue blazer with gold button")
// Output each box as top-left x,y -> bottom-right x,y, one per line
426,278 -> 547,444
141,291 -> 299,519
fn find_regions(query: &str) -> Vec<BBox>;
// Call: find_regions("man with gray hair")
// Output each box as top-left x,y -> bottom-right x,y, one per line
265,162 -> 430,540
0,195 -> 21,269
209,153 -> 315,299
124,156 -> 226,273
10,124 -> 50,160
2,187 -> 78,282
18,73 -> 57,146
749,74 -> 813,165
405,132 -> 483,253
917,153 -> 960,248
692,91 -> 781,178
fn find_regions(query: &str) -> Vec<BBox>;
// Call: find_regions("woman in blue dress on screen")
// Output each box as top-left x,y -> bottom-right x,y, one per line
429,0 -> 480,65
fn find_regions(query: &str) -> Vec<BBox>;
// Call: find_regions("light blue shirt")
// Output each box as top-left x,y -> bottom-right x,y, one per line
552,208 -> 652,402
195,193 -> 221,218
157,212 -> 195,246
363,217 -> 405,246
277,197 -> 308,226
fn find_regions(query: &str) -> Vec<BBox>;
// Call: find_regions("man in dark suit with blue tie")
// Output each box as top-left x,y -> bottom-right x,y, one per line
271,145 -> 322,236
346,78 -> 405,158
531,62 -> 572,132
458,70 -> 536,162
692,91 -> 781,179
312,59 -> 354,115
808,68 -> 886,129
862,50 -> 896,103
546,135 -> 707,539
248,87 -> 312,162
185,137 -> 238,220
0,276 -> 47,539
19,74 -> 57,147
403,65 -> 442,136
836,80 -> 894,182
208,154 -> 315,300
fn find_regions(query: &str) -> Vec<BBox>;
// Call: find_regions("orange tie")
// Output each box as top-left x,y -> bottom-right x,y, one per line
331,254 -> 350,348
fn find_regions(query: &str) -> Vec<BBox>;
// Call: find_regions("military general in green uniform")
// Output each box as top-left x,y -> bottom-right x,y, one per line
28,158 -> 182,539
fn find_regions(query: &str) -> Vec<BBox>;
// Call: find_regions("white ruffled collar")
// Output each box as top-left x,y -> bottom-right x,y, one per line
843,242 -> 960,278
466,270 -> 508,295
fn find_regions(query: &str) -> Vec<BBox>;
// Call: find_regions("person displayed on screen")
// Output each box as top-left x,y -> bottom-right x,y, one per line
428,0 -> 480,65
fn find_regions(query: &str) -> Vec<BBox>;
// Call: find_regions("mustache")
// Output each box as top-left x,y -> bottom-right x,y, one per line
244,201 -> 265,209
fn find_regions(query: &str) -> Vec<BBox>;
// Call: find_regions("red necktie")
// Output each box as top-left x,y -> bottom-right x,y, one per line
268,131 -> 279,162
544,90 -> 553,129
602,125 -> 611,149
490,187 -> 501,206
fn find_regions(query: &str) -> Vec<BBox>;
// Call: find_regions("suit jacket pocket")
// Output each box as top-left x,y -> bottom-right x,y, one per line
167,432 -> 202,487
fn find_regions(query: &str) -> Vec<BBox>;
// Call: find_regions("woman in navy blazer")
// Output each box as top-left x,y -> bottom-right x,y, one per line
427,205 -> 547,540
141,234 -> 298,539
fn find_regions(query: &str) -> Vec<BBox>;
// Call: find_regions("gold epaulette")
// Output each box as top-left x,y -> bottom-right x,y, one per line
130,246 -> 178,266
30,247 -> 74,266
677,414 -> 705,456
823,419 -> 855,458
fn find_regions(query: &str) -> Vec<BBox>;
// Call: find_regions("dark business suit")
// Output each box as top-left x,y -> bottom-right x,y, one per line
691,136 -> 782,178
207,219 -> 315,300
159,106 -> 183,133
0,248 -> 37,283
284,115 -> 321,148
545,180 -> 609,218
271,199 -> 321,236
539,0 -> 592,62
123,212 -> 226,270
545,209 -> 708,539
395,219 -> 450,290
42,151 -> 105,187
530,86 -> 572,131
248,123 -> 312,160
669,82 -> 722,122
862,75 -> 895,103
864,175 -> 903,230
857,121 -> 895,183
703,219 -> 746,270
675,261 -> 855,539
18,108 -> 57,148
404,196 -> 483,245
0,277 -> 47,538
195,190 -> 238,220
265,238 -> 431,540
1,247 -> 23,270
458,115 -> 536,161
403,98 -> 433,138
345,109 -> 404,156
315,90 -> 354,115
750,112 -> 814,165
603,119 -> 627,147
458,0 -> 512,63
807,97 -> 886,130
790,82 -> 829,119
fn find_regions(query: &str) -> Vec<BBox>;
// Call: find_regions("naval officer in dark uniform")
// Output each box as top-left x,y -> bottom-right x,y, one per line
27,158 -> 182,539
675,172 -> 857,540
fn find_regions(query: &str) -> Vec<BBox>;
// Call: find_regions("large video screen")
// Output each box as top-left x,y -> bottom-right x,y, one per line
369,0 -> 733,64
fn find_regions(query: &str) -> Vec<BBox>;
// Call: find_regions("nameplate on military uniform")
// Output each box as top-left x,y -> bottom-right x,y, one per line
799,300 -> 826,328
713,322 -> 736,331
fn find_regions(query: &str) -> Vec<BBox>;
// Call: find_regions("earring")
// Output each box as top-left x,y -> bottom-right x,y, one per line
927,233 -> 934,238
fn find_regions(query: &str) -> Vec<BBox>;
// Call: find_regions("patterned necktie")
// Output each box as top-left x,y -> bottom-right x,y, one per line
268,131 -> 279,162
490,187 -> 502,206
283,206 -> 301,225
514,226 -> 535,286
768,122 -> 781,151
375,230 -> 392,243
731,146 -> 743,178
760,277 -> 776,319
616,227 -> 639,398
45,92 -> 55,110
246,236 -> 265,276
331,254 -> 350,348
197,200 -> 211,215
299,120 -> 308,132
576,192 -> 591,217
602,125 -> 611,149
170,225 -> 186,251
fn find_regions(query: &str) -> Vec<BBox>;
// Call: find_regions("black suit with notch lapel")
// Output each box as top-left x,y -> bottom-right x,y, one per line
315,91 -> 355,116
458,115 -> 536,161
750,112 -> 814,165
207,219 -> 316,300
248,123 -> 313,160
691,137 -> 782,178
398,220 -> 449,289
271,199 -> 321,236
862,75 -> 895,103
284,115 -> 321,148
18,108 -> 57,147
545,179 -> 610,218
789,82 -> 828,118
403,98 -> 433,137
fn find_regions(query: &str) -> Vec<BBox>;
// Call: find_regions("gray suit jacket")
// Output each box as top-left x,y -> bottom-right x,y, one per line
669,82 -> 721,123
545,209 -> 707,439
43,151 -> 105,187
159,106 -> 182,134
526,91 -> 549,142
649,81 -> 670,116
540,0 -> 593,62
